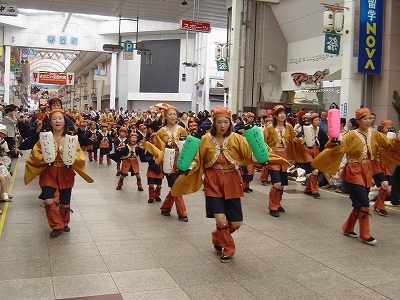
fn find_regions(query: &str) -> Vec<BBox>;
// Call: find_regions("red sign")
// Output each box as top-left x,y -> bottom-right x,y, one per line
32,71 -> 74,85
180,19 -> 211,33
291,70 -> 328,86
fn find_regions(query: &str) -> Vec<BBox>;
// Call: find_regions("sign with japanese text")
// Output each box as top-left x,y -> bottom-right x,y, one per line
324,33 -> 341,55
32,71 -> 74,85
358,0 -> 384,75
216,60 -> 229,72
291,70 -> 329,86
180,19 -> 211,33
0,4 -> 17,16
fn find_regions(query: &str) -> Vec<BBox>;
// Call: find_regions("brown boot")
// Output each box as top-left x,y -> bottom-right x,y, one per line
212,229 -> 222,252
116,177 -> 124,190
137,178 -> 144,191
45,202 -> 64,238
342,208 -> 359,238
154,187 -> 162,202
148,187 -> 155,203
358,208 -> 377,245
373,188 -> 388,216
269,187 -> 281,216
217,224 -> 235,262
59,204 -> 72,232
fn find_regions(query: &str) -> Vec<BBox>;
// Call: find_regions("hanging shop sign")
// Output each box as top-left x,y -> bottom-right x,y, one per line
216,60 -> 229,72
0,3 -> 17,16
180,19 -> 211,33
357,0 -> 384,75
324,33 -> 341,55
32,71 -> 75,85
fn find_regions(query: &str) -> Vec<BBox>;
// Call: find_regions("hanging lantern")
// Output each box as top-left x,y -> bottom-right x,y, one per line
323,9 -> 334,31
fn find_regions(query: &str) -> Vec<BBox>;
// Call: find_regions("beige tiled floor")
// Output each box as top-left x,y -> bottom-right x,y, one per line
1,154 -> 400,299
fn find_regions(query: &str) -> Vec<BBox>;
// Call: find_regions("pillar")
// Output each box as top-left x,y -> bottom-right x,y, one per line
227,0 -> 245,114
339,0 -> 364,119
109,52 -> 118,110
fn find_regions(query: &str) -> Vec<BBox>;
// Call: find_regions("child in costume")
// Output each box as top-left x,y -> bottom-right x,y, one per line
24,109 -> 93,238
84,121 -> 100,161
113,126 -> 128,176
115,132 -> 144,191
137,132 -> 164,203
98,123 -> 112,165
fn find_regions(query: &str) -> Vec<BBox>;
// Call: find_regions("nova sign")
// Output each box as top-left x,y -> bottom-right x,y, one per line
357,0 -> 384,75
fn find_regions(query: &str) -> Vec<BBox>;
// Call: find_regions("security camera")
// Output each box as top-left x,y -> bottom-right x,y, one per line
182,1 -> 188,5
102,44 -> 124,53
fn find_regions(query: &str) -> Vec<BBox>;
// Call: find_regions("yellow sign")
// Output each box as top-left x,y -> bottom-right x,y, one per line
10,53 -> 15,64
0,46 -> 3,57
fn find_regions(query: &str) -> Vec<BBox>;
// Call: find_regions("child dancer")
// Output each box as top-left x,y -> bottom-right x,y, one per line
115,132 -> 144,191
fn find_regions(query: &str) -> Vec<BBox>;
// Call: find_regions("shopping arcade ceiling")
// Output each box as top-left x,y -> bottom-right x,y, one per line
10,0 -> 344,86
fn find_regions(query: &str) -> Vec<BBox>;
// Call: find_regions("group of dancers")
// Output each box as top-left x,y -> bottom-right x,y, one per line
19,97 -> 400,262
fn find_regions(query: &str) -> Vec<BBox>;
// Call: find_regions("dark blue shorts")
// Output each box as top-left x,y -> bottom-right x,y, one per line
373,172 -> 393,187
39,186 -> 72,205
269,169 -> 289,186
345,182 -> 370,208
147,177 -> 162,185
205,196 -> 243,222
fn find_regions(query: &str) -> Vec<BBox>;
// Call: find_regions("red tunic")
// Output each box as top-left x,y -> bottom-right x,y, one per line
39,155 -> 75,189
203,152 -> 243,199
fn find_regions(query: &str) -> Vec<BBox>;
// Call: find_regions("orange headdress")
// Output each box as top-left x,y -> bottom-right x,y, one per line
273,105 -> 285,115
309,113 -> 320,120
49,109 -> 65,117
355,108 -> 371,121
380,119 -> 393,127
211,106 -> 231,120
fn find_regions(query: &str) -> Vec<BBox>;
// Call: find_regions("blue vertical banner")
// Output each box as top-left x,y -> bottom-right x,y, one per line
357,0 -> 384,75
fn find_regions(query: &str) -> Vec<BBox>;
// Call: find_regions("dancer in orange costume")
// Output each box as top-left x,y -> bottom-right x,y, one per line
313,108 -> 400,245
263,105 -> 308,217
171,107 -> 289,262
144,104 -> 189,222
24,109 -> 93,238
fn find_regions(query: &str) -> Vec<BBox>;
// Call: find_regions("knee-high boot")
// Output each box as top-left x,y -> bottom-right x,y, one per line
89,151 -> 93,161
45,202 -> 64,230
137,177 -> 143,191
107,155 -> 111,165
342,208 -> 359,234
305,174 -> 319,194
116,163 -> 121,175
217,224 -> 236,257
116,177 -> 124,190
269,187 -> 281,211
155,187 -> 162,202
59,204 -> 72,231
358,208 -> 374,241
260,167 -> 269,183
148,187 -> 155,203
373,188 -> 387,211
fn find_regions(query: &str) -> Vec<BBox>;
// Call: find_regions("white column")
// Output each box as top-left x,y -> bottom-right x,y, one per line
204,33 -> 211,111
95,65 -> 103,111
109,52 -> 118,110
339,0 -> 364,120
227,0 -> 244,114
4,45 -> 11,104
